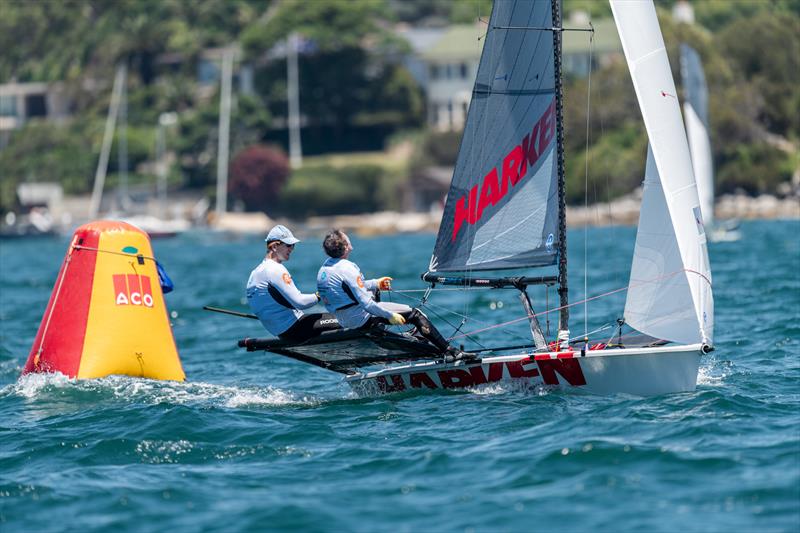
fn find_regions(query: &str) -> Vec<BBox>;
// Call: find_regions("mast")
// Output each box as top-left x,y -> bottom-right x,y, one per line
118,64 -> 128,212
287,32 -> 303,169
215,47 -> 234,218
88,64 -> 125,220
552,0 -> 569,340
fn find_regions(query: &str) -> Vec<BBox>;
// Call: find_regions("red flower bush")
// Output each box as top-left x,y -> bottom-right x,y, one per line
228,145 -> 290,212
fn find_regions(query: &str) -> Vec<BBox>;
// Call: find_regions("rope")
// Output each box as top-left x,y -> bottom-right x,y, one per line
583,28 -> 595,339
36,236 -> 79,361
391,287 -> 531,346
72,244 -> 155,262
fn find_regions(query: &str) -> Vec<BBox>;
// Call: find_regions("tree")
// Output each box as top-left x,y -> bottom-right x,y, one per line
241,0 -> 424,144
228,145 -> 290,212
718,12 -> 800,137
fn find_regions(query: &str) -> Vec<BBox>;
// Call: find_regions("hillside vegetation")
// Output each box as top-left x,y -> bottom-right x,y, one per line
1,0 -> 797,215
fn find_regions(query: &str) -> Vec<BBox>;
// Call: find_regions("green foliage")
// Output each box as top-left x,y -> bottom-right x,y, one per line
562,59 -> 639,154
2,0 -> 798,217
563,0 -> 612,19
450,0 -> 494,23
408,130 -> 464,175
692,0 -> 800,32
716,143 -> 794,195
174,93 -> 271,189
564,123 -> 647,205
241,0 -> 386,56
0,119 -> 96,210
717,12 -> 800,137
1,0 -> 265,82
108,125 -> 155,176
278,164 -> 390,218
243,0 -> 424,138
558,4 -> 799,204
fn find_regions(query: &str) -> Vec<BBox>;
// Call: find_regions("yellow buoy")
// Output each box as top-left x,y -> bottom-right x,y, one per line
23,220 -> 185,381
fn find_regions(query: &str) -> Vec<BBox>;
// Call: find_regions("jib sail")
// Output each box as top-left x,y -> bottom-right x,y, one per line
614,1 -> 714,346
429,0 -> 560,273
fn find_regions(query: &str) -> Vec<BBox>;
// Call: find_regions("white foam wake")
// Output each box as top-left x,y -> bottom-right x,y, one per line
5,372 -> 316,408
697,355 -> 733,387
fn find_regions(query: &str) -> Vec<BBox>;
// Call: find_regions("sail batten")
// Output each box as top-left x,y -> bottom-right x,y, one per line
429,0 -> 561,273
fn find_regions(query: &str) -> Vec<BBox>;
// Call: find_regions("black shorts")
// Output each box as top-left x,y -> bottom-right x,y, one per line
278,313 -> 340,343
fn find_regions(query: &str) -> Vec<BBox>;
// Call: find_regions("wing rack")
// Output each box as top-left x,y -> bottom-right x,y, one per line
238,329 -> 442,374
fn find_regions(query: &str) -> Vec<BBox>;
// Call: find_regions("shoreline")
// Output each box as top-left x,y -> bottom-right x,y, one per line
9,191 -> 797,238
295,192 -> 799,237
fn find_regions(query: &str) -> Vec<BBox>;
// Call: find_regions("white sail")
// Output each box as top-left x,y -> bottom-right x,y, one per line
684,103 -> 714,227
611,0 -> 714,346
681,44 -> 714,228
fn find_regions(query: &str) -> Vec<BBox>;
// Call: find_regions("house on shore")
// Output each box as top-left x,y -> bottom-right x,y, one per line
0,81 -> 72,148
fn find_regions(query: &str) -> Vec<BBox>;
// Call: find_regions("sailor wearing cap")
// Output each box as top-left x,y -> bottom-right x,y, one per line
246,225 -> 340,342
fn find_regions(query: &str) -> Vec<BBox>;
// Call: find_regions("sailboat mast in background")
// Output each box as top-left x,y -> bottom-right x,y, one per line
117,64 -> 129,211
88,64 -> 125,220
287,32 -> 303,169
680,44 -> 713,229
215,47 -> 234,218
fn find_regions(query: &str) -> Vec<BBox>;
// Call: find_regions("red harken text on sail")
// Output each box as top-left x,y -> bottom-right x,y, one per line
452,98 -> 556,241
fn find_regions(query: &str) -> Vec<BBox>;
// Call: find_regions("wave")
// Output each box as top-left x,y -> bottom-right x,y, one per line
697,354 -> 736,387
3,372 -> 317,408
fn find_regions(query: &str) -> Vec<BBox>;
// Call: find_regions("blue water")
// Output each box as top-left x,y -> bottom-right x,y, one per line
1,220 -> 798,532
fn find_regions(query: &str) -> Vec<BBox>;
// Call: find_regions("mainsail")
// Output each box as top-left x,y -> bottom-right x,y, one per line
681,44 -> 714,227
429,0 -> 560,273
613,0 -> 714,346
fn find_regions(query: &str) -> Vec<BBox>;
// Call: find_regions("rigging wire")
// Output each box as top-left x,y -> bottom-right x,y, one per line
392,288 -> 523,346
583,23 -> 595,339
446,267 -> 711,341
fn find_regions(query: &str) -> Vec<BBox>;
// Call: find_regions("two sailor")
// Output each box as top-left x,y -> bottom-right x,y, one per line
247,225 -> 466,360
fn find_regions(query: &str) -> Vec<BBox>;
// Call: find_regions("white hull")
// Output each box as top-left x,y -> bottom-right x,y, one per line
708,220 -> 741,243
346,344 -> 704,397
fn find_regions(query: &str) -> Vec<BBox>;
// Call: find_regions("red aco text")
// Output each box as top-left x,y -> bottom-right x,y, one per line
113,274 -> 154,307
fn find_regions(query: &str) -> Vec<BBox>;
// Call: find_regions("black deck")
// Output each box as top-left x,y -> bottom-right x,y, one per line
238,328 -> 442,374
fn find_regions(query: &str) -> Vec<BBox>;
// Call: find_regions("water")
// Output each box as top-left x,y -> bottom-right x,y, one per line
1,220 -> 798,532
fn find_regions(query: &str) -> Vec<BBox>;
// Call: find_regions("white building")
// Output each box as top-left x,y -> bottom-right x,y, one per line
421,25 -> 485,132
0,81 -> 72,146
398,17 -> 621,132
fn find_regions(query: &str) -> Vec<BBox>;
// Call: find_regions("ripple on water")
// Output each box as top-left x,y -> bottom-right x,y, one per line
2,222 -> 799,532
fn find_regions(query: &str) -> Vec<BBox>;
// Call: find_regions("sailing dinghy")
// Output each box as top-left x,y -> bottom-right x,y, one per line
239,0 -> 714,396
680,43 -> 740,242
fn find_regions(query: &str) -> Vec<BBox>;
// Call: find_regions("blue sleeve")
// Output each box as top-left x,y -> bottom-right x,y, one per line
273,266 -> 318,310
344,264 -> 394,320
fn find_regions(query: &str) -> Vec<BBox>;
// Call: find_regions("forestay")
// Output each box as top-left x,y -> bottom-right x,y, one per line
681,44 -> 714,227
612,0 -> 714,346
429,0 -> 560,273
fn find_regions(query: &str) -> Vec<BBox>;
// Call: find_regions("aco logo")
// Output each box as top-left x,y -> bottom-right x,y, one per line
113,274 -> 154,308
282,273 -> 292,285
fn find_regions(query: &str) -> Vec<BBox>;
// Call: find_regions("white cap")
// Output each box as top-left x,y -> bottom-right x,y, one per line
265,225 -> 300,245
